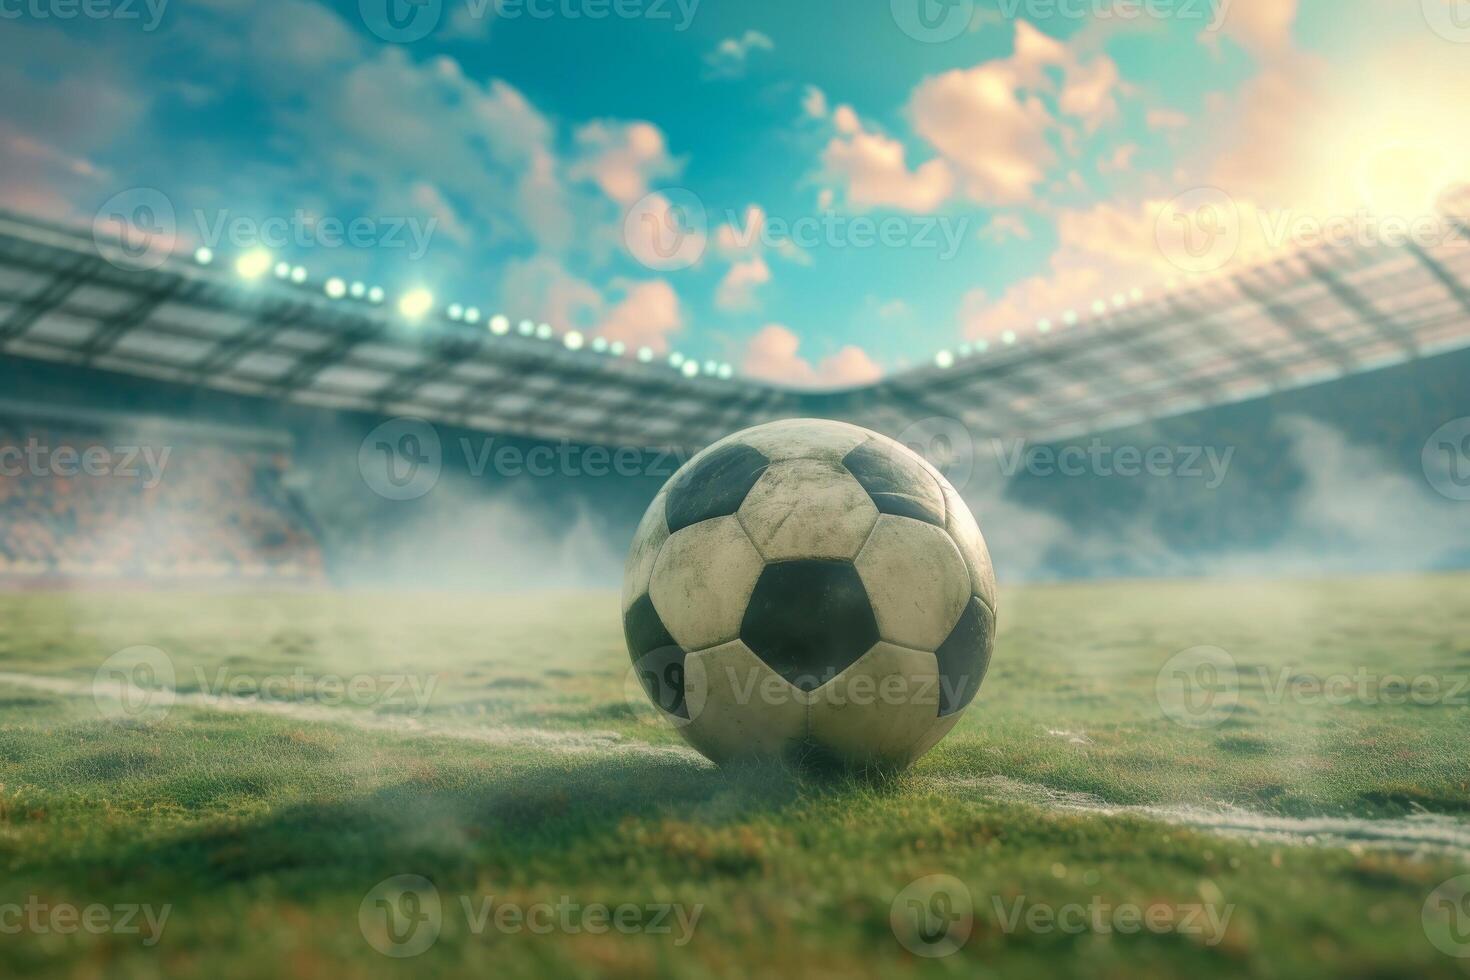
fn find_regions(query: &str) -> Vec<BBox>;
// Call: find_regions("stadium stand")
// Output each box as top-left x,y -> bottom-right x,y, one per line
0,405 -> 324,586
0,208 -> 1466,585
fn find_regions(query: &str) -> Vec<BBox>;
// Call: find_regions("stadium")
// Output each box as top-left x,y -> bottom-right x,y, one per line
3,2 -> 1470,978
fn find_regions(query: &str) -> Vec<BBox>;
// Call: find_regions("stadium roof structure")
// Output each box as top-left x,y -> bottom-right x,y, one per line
1,208 -> 1468,450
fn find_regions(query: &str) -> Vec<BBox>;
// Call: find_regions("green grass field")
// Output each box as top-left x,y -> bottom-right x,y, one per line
1,576 -> 1468,979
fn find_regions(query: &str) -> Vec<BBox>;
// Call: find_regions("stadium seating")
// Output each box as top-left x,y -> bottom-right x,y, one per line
0,419 -> 324,585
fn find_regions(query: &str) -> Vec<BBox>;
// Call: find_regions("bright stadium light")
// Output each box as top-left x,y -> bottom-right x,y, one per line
1002,330 -> 1016,346
235,249 -> 272,281
717,363 -> 733,380
490,315 -> 511,336
290,265 -> 307,284
591,336 -> 609,354
681,360 -> 700,378
398,288 -> 434,320
703,360 -> 718,375
518,319 -> 535,336
935,350 -> 955,369
564,330 -> 585,350
447,303 -> 464,321
193,246 -> 214,265
535,323 -> 553,340
464,307 -> 481,324
367,286 -> 385,304
637,347 -> 654,363
324,277 -> 347,299
350,281 -> 366,299
1092,299 -> 1108,315
1062,310 -> 1078,326
610,341 -> 626,357
273,261 -> 292,279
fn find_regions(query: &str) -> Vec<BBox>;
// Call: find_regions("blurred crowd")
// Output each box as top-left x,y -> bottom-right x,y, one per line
0,421 -> 324,583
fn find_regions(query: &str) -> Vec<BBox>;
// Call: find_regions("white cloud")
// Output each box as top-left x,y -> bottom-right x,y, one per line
596,279 -> 685,353
908,22 -> 1121,205
821,109 -> 954,213
499,255 -> 606,331
704,30 -> 774,80
715,256 -> 771,312
570,120 -> 680,207
802,86 -> 828,119
742,324 -> 882,388
1146,108 -> 1191,131
1203,0 -> 1298,57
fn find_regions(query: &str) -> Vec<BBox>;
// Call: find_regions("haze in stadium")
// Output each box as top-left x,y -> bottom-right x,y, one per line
0,1 -> 1468,978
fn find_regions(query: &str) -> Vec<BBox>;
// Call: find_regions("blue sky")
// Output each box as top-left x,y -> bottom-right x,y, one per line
1,0 -> 1466,386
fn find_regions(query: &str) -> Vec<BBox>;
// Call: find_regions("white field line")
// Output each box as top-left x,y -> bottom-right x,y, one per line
0,671 -> 707,763
947,775 -> 1470,860
5,671 -> 1468,857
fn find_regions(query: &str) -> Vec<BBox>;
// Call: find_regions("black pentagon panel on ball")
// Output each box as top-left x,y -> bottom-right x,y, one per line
664,442 -> 771,533
934,596 -> 995,717
623,593 -> 690,718
840,440 -> 946,527
741,560 -> 880,692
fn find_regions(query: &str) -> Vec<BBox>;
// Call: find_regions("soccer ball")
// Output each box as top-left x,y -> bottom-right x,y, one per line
622,418 -> 997,770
